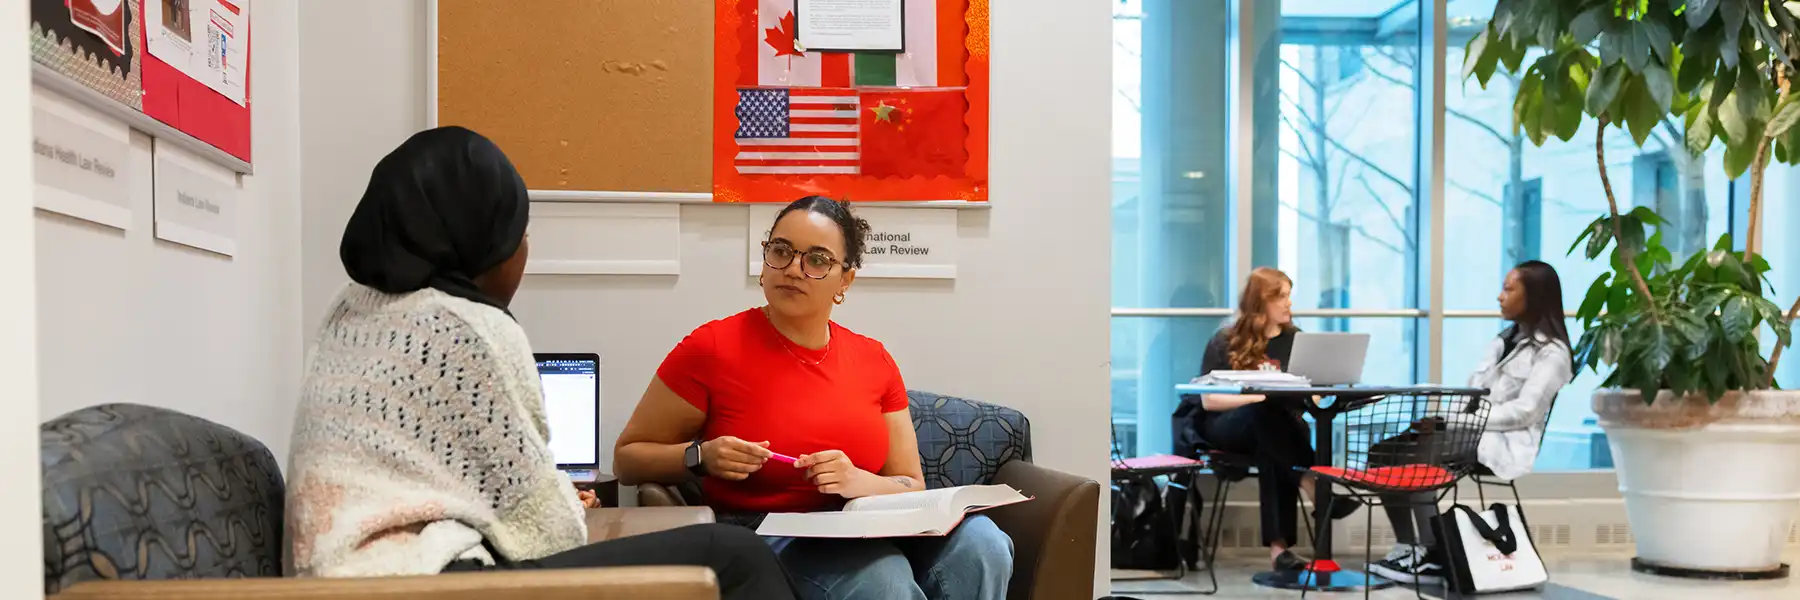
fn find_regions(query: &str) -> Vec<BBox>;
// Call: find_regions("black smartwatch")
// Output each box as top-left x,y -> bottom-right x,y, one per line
684,440 -> 707,478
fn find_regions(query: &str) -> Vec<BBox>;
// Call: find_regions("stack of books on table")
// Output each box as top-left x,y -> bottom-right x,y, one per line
1195,370 -> 1312,388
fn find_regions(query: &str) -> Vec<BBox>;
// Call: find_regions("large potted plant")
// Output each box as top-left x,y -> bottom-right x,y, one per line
1465,0 -> 1800,578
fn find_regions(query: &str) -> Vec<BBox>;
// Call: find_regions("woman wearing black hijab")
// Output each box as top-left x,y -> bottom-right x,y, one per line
286,127 -> 796,600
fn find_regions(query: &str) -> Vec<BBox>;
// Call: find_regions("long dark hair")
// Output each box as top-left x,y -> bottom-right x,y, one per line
1511,260 -> 1570,348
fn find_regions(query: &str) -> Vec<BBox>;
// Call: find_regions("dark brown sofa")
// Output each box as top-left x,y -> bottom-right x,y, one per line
638,391 -> 1101,600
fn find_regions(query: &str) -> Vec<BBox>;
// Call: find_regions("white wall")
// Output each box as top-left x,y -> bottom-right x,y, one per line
300,0 -> 1112,593
4,0 -> 44,595
34,0 -> 305,462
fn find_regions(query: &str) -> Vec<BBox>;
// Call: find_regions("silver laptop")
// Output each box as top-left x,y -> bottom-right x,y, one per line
1287,332 -> 1371,386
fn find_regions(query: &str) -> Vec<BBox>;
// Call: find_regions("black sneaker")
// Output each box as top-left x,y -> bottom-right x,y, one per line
1368,545 -> 1445,585
1272,550 -> 1311,572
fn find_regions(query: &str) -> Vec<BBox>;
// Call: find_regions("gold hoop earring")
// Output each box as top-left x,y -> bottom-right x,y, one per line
833,292 -> 846,305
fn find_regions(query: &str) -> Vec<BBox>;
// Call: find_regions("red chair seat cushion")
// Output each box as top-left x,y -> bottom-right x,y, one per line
1310,464 -> 1454,490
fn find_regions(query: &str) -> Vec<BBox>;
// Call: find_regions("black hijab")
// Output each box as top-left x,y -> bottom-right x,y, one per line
339,126 -> 529,312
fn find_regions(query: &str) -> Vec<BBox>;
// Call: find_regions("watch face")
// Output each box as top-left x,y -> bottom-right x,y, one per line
685,442 -> 701,468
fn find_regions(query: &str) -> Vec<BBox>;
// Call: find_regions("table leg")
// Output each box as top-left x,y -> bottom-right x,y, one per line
1251,406 -> 1396,592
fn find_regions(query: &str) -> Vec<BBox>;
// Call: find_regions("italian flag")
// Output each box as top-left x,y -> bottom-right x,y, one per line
751,0 -> 967,88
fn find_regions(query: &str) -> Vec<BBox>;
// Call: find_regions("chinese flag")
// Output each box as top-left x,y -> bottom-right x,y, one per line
858,89 -> 968,178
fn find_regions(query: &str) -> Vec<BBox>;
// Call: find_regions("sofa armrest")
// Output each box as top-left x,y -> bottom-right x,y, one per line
989,461 -> 1100,600
585,506 -> 715,543
53,567 -> 718,600
636,482 -> 689,507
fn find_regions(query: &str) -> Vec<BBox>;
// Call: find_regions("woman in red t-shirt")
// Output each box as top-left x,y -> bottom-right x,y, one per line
615,197 -> 1012,600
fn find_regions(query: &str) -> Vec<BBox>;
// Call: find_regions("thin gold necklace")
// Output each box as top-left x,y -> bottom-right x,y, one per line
763,307 -> 830,366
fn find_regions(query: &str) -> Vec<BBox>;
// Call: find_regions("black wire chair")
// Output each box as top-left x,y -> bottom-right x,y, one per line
1300,391 -> 1491,600
1109,426 -> 1211,594
1462,394 -> 1558,509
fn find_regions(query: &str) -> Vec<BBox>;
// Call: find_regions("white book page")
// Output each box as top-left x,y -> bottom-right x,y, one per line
756,509 -> 942,538
845,485 -> 1026,514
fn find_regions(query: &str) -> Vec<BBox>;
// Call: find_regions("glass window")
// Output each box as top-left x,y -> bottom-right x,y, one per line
1110,0 -> 1233,458
1274,1 -> 1423,311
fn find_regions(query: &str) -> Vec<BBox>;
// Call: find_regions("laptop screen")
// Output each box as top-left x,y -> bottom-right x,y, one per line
536,355 -> 598,467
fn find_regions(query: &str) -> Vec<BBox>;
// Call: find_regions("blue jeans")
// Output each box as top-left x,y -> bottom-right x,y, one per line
764,514 -> 1013,600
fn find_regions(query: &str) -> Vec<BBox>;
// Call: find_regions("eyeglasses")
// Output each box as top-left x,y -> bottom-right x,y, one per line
762,241 -> 841,279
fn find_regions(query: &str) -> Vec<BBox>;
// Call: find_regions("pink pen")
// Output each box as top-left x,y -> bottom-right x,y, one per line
768,451 -> 799,465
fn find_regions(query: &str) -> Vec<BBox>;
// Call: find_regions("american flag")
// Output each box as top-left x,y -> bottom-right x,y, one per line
734,88 -> 859,175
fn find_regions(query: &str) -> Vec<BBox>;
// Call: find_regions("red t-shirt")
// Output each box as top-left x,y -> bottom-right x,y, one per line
656,309 -> 908,513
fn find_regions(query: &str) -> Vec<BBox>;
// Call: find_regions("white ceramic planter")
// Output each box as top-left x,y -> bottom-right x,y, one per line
1595,390 -> 1800,574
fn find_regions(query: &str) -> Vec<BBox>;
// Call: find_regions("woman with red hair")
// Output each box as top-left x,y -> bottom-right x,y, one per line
1195,268 -> 1360,571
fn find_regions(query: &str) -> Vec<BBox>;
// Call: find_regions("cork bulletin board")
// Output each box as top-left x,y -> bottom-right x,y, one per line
435,0 -> 714,193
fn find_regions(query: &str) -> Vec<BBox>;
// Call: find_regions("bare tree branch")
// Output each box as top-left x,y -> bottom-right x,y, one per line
1278,114 -> 1323,167
1361,59 -> 1512,146
1279,200 -> 1408,255
1324,134 -> 1412,193
1279,58 -> 1322,93
1357,174 -> 1418,249
1115,88 -> 1140,113
1448,179 -> 1504,208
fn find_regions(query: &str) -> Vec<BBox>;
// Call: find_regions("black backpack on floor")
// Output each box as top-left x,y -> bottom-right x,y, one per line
1110,473 -> 1203,571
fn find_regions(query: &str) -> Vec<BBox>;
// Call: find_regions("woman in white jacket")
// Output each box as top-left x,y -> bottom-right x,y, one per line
1367,260 -> 1574,584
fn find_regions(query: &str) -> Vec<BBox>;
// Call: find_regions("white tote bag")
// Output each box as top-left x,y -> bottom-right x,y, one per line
1436,503 -> 1548,594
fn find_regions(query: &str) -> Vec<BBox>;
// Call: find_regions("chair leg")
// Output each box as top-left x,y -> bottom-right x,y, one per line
1477,477 -> 1488,507
1365,496 -> 1378,600
1197,477 -> 1230,596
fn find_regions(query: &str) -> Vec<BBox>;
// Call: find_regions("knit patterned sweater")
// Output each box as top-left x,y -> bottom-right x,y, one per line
286,284 -> 587,577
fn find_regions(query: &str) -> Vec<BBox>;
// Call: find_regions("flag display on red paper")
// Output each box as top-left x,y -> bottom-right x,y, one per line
734,88 -> 861,175
858,89 -> 968,179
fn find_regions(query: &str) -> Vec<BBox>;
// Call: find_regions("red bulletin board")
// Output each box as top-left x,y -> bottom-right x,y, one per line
713,0 -> 989,203
141,1 -> 251,162
28,0 -> 251,164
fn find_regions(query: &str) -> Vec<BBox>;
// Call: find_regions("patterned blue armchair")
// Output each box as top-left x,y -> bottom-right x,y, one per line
638,391 -> 1100,600
42,404 -> 718,600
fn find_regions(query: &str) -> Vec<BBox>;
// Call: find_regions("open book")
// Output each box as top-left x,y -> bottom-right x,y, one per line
755,485 -> 1031,538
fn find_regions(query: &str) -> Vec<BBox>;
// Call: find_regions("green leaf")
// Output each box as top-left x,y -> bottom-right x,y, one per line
1617,214 -> 1648,254
1585,218 -> 1615,260
1579,273 -> 1612,324
1625,21 -> 1652,72
1686,0 -> 1721,29
1586,63 -> 1628,118
1625,79 -> 1661,145
1568,215 -> 1603,255
1679,28 -> 1718,93
1722,296 -> 1754,342
1642,62 -> 1676,114
1769,96 -> 1800,138
1570,6 -> 1607,48
1628,205 -> 1664,226
1686,101 -> 1716,155
1464,27 -> 1496,84
1705,338 -> 1731,401
1725,139 -> 1757,178
1707,250 -> 1748,286
1600,22 -> 1627,66
1643,19 -> 1674,66
1719,89 -> 1750,141
1667,359 -> 1696,400
1736,59 -> 1772,122
1499,36 -> 1527,73
1714,232 -> 1735,251
1608,280 -> 1636,316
